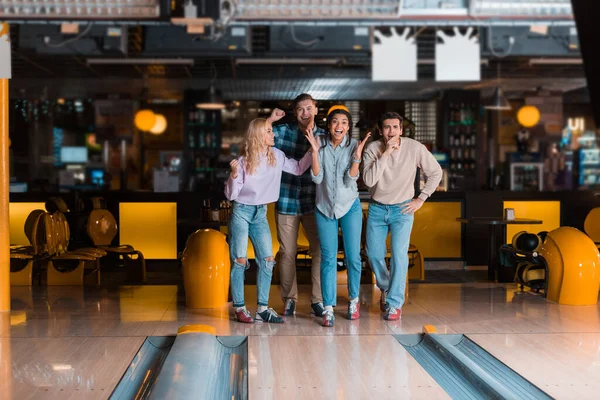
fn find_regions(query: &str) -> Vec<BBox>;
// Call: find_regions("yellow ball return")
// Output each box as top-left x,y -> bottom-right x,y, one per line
499,227 -> 600,305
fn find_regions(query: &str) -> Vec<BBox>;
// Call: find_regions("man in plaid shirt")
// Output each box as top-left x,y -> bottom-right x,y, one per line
267,93 -> 325,317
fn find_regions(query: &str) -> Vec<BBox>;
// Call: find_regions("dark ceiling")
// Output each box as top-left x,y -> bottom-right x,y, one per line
7,24 -> 588,101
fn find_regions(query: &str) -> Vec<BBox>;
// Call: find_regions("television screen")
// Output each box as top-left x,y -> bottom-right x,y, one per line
60,146 -> 88,163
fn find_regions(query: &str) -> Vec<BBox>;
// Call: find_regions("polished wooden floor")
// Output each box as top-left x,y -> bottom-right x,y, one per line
1,281 -> 599,399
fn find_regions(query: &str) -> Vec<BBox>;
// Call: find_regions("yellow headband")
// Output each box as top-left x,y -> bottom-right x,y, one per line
327,105 -> 349,116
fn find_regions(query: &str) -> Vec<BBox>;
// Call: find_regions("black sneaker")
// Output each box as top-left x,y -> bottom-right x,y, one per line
256,308 -> 285,323
310,302 -> 325,317
283,299 -> 296,316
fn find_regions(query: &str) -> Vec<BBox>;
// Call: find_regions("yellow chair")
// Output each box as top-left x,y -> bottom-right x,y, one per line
10,209 -> 99,286
43,211 -> 104,286
583,207 -> 600,247
10,252 -> 34,286
86,209 -> 146,283
12,210 -> 99,286
9,210 -> 46,285
48,211 -> 106,285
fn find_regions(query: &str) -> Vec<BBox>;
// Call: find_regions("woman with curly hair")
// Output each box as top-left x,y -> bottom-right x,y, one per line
305,107 -> 371,327
225,118 -> 312,324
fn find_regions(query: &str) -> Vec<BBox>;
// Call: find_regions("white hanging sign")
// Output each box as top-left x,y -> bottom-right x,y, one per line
372,27 -> 417,82
436,27 -> 480,82
0,23 -> 10,79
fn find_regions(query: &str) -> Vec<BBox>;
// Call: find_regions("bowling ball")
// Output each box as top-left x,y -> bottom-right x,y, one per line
516,233 -> 541,252
511,231 -> 527,249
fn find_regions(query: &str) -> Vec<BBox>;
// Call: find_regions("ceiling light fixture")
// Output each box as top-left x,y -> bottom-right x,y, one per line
235,58 -> 340,65
196,85 -> 225,110
484,87 -> 512,111
529,58 -> 583,65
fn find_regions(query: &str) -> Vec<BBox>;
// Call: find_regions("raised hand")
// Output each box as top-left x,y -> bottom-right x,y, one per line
268,108 -> 285,123
230,159 -> 240,179
304,128 -> 321,154
384,136 -> 400,155
355,132 -> 372,160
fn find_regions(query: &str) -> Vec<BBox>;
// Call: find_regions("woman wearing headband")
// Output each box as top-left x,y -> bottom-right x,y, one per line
304,106 -> 371,327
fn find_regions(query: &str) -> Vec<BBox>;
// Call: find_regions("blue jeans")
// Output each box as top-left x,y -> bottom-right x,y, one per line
315,199 -> 363,307
228,202 -> 275,308
366,201 -> 414,309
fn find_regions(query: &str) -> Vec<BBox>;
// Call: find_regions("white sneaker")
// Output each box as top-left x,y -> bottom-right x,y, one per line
322,308 -> 335,327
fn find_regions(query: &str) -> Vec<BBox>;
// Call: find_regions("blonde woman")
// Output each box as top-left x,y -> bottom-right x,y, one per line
225,118 -> 312,323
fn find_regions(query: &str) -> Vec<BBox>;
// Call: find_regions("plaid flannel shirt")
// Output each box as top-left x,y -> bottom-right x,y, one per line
273,122 -> 324,215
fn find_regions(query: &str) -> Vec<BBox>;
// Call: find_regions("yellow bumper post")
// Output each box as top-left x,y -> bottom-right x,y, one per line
181,229 -> 231,308
539,227 -> 600,305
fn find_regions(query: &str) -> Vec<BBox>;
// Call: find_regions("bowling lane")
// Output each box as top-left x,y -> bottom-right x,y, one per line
468,333 -> 600,400
248,335 -> 449,400
0,337 -> 145,400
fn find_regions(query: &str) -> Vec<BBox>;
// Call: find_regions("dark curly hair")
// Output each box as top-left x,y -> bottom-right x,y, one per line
324,109 -> 353,148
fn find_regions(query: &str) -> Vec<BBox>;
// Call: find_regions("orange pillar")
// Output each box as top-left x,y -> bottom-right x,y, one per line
0,22 -> 10,311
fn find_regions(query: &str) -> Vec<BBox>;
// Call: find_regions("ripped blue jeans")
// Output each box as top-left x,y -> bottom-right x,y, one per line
228,202 -> 275,308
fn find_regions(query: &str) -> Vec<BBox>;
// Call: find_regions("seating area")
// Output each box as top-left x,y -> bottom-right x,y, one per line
9,197 -> 146,286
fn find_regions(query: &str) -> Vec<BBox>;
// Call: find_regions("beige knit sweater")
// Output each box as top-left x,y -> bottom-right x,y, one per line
362,137 -> 443,204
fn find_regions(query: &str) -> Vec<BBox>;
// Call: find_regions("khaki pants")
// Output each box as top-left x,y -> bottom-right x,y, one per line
275,212 -> 322,304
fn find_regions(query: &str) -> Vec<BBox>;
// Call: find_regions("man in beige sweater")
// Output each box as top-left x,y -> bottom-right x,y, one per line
362,112 -> 442,320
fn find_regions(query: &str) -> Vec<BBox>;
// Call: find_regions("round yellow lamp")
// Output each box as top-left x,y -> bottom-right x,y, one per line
134,109 -> 156,131
149,114 -> 167,135
517,105 -> 540,128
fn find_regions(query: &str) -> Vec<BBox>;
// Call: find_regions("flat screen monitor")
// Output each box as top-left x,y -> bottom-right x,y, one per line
60,146 -> 88,164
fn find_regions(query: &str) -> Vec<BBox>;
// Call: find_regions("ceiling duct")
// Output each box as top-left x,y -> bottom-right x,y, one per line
233,0 -> 402,19
268,26 -> 370,57
18,24 -> 128,56
469,0 -> 572,18
142,25 -> 251,56
0,0 -> 160,19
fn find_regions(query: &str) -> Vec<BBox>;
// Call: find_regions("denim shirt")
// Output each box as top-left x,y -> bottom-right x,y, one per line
311,136 -> 360,219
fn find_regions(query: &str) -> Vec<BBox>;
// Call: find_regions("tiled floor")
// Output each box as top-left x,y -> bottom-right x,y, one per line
1,282 -> 599,399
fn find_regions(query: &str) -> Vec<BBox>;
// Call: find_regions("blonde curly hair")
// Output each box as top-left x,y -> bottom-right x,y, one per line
243,118 -> 276,175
